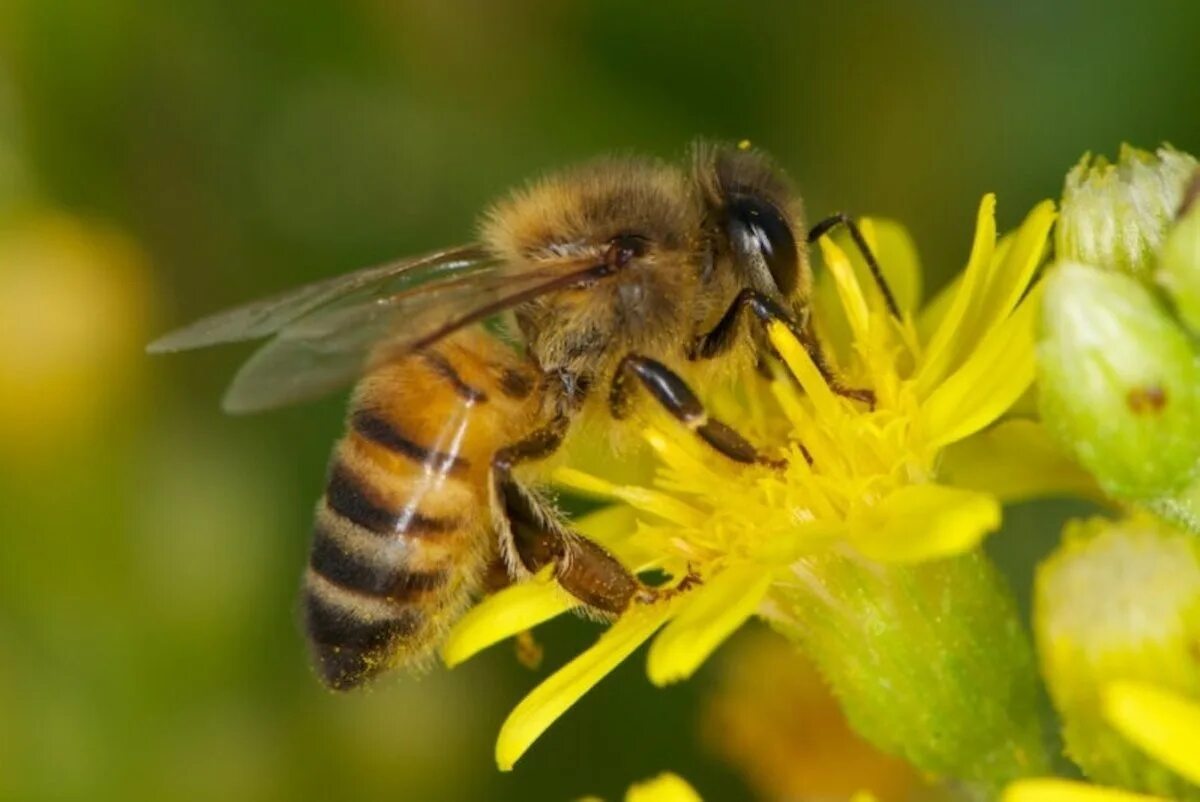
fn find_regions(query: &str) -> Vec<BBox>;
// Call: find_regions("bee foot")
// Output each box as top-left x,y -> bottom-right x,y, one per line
634,564 -> 704,606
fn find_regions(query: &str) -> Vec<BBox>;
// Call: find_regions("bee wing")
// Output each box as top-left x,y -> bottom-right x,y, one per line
219,257 -> 613,414
146,244 -> 494,353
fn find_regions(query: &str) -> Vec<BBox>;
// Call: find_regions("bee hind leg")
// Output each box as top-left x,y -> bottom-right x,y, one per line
490,421 -> 646,614
688,288 -> 874,407
609,353 -> 786,468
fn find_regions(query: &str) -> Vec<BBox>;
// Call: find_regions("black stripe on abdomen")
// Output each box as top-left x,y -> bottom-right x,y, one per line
351,410 -> 468,473
420,350 -> 488,403
304,586 -> 421,691
309,520 -> 449,603
325,461 -> 458,536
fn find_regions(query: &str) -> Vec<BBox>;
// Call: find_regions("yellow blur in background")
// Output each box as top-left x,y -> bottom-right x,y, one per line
0,1 -> 1197,801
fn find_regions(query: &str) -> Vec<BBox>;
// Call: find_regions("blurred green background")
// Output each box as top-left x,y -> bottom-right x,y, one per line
0,2 -> 1197,801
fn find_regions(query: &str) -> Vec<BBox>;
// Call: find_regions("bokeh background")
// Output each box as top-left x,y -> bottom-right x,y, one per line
1,2 -> 1198,800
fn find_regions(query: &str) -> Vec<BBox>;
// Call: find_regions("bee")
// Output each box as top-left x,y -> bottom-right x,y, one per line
150,142 -> 894,690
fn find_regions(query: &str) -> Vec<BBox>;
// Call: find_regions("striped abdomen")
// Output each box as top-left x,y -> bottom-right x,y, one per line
303,330 -> 538,690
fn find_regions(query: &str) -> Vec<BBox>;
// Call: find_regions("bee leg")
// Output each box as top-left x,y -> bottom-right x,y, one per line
490,421 -> 644,614
688,288 -> 875,407
807,212 -> 901,319
609,353 -> 785,468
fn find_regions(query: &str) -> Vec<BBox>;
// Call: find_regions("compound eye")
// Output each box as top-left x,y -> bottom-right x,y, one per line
726,195 -> 799,296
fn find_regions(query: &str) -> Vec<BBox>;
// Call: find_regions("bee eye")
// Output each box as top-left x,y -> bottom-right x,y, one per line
726,195 -> 799,296
608,234 -> 649,268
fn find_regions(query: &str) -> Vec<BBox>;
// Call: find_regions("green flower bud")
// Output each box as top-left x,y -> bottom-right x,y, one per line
1158,172 -> 1200,333
1035,516 -> 1200,798
1149,474 -> 1200,536
1057,145 -> 1198,280
765,551 -> 1052,793
1037,260 -> 1200,499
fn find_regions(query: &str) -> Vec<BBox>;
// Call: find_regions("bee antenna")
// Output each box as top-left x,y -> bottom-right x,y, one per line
807,213 -> 901,319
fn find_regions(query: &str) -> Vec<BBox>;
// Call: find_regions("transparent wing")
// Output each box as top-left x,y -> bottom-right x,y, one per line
146,244 -> 493,353
220,258 -> 614,414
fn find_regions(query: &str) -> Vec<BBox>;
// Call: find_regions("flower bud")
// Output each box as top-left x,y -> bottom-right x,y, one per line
1036,261 -> 1200,499
1158,171 -> 1200,333
1057,145 -> 1198,280
765,551 -> 1051,792
1149,475 -> 1200,536
1034,516 -> 1200,797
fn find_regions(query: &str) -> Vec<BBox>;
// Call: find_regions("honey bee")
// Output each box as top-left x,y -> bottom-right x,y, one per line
150,142 -> 894,690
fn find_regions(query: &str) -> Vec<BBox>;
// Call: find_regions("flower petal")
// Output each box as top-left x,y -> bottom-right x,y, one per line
848,484 -> 1001,563
917,194 -> 997,393
625,773 -> 703,802
1103,681 -> 1200,785
861,218 -> 923,315
647,563 -> 773,686
919,288 -> 1038,449
819,236 -> 872,348
767,321 -> 841,421
496,601 -> 676,770
441,568 -> 577,668
1002,779 -> 1167,802
553,466 -> 707,528
574,503 -> 639,544
940,418 -> 1103,503
977,200 -> 1056,333
826,217 -> 923,317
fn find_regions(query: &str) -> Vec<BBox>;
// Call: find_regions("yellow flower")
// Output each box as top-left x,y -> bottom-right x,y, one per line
444,194 -> 1060,771
0,211 -> 151,455
575,772 -> 702,802
624,773 -> 703,802
1002,681 -> 1200,802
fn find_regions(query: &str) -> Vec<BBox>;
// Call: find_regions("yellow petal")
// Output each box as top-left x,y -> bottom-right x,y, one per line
1002,779 -> 1167,802
940,419 -> 1103,503
835,217 -> 923,316
849,484 -> 1001,563
813,264 -> 855,363
977,200 -> 1056,333
626,773 -> 703,802
441,568 -> 576,668
863,218 -> 923,314
496,601 -> 676,770
767,321 -> 840,421
646,564 -> 772,686
919,289 -> 1038,449
917,194 -> 997,393
819,236 -> 872,348
553,466 -> 706,528
574,503 -> 638,544
1103,681 -> 1200,785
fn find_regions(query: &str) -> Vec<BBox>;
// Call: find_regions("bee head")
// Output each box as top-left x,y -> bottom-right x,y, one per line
692,142 -> 811,307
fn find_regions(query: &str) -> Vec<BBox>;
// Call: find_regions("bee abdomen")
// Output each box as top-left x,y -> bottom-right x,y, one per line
324,460 -> 459,537
304,572 -> 425,690
303,461 -> 474,690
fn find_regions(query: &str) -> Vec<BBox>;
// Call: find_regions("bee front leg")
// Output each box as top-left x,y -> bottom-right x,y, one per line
689,288 -> 875,407
609,353 -> 784,468
489,419 -> 646,614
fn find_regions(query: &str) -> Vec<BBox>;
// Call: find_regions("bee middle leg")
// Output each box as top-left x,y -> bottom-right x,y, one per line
688,288 -> 875,406
609,353 -> 785,468
490,419 -> 647,614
